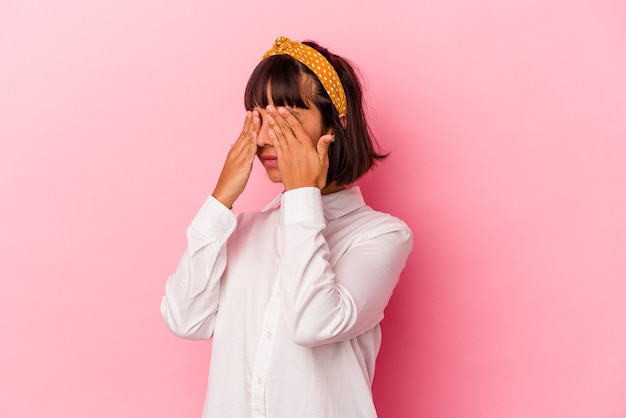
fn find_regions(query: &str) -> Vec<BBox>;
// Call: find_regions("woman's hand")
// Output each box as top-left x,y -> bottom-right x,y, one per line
212,110 -> 260,208
265,105 -> 334,191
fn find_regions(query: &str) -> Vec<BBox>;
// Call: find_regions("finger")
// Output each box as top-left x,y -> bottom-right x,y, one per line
247,110 -> 261,152
251,109 -> 261,135
243,110 -> 253,129
265,112 -> 289,149
276,106 -> 307,142
268,122 -> 284,156
238,111 -> 254,141
231,111 -> 255,150
266,105 -> 298,145
227,118 -> 256,162
317,134 -> 334,162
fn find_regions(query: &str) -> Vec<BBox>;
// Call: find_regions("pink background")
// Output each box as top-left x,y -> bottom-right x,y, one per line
1,0 -> 625,417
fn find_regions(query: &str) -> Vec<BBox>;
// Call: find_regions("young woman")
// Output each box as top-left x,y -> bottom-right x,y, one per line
161,36 -> 413,418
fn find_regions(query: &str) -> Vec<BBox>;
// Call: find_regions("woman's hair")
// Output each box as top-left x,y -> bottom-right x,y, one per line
244,40 -> 387,186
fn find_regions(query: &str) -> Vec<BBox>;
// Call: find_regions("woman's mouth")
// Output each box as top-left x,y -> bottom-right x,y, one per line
260,155 -> 278,168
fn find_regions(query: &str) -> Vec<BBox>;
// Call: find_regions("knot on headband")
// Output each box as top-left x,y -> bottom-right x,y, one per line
262,36 -> 347,115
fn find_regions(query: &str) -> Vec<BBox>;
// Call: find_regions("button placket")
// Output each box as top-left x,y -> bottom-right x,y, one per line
250,276 -> 282,418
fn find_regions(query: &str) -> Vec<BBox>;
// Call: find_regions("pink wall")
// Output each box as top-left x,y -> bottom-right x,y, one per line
1,0 -> 625,417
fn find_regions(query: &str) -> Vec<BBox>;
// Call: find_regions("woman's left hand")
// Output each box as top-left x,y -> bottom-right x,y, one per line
265,105 -> 334,191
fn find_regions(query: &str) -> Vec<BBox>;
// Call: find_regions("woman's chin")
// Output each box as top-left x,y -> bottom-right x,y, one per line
264,168 -> 282,183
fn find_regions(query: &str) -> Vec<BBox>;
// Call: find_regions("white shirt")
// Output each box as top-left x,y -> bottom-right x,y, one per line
161,187 -> 413,418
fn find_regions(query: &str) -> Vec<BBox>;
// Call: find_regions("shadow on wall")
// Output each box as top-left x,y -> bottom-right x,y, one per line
359,107 -> 429,417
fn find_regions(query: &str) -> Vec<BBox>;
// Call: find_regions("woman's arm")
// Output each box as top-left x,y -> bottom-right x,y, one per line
160,196 -> 236,340
161,112 -> 259,339
278,188 -> 413,347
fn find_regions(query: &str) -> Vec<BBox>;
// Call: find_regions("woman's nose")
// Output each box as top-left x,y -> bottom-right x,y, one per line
256,120 -> 272,147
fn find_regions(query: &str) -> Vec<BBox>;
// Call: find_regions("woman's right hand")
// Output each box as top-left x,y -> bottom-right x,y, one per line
211,110 -> 260,209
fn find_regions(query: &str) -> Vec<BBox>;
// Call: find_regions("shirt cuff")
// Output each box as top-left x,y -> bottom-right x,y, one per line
188,195 -> 237,243
282,187 -> 325,225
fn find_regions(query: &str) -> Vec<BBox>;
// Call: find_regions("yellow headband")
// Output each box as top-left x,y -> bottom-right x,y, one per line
261,36 -> 347,115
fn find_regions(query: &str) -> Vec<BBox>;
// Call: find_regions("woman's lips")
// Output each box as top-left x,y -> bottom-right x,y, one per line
261,155 -> 278,168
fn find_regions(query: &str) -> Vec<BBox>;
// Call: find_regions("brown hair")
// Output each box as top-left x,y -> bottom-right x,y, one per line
244,40 -> 387,186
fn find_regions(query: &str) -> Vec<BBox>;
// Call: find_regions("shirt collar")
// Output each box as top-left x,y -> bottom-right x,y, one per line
261,186 -> 366,220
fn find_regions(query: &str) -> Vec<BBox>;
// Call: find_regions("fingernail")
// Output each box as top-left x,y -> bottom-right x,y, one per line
266,105 -> 275,112
277,107 -> 286,114
266,113 -> 274,122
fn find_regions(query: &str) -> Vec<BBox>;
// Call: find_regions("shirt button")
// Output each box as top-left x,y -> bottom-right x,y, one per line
266,331 -> 272,339
257,377 -> 262,384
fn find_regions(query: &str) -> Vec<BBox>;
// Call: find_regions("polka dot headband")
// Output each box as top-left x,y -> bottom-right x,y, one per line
261,36 -> 347,115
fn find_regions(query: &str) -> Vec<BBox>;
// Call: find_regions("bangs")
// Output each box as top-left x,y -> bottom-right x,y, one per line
244,55 -> 311,110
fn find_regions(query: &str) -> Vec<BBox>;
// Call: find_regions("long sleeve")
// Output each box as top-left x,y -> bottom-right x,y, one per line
160,195 -> 237,340
278,187 -> 413,347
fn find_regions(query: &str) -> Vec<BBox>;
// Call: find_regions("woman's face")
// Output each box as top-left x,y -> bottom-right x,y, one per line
254,85 -> 329,183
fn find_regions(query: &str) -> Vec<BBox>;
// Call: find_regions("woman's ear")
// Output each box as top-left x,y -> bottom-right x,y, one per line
339,113 -> 347,129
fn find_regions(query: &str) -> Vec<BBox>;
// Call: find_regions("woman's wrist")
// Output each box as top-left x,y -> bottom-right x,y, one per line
211,189 -> 236,210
